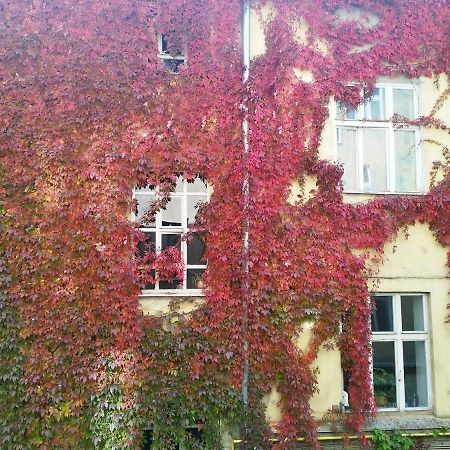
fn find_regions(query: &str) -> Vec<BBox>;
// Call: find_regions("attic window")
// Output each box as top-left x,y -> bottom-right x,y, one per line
157,32 -> 186,73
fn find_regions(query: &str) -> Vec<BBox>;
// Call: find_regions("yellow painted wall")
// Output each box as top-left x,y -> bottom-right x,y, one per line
264,328 -> 343,423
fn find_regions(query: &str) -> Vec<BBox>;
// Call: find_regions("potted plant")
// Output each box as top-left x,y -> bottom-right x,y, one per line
193,273 -> 204,289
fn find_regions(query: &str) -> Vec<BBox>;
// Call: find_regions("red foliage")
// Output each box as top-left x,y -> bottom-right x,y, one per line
0,0 -> 449,447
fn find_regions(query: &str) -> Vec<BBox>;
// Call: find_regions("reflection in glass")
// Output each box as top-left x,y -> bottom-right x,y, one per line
137,232 -> 156,257
336,127 -> 358,191
394,130 -> 417,192
372,341 -> 397,408
371,296 -> 394,332
401,295 -> 424,331
187,235 -> 206,265
137,233 -> 156,290
161,197 -> 182,226
187,195 -> 206,227
145,269 -> 156,290
161,234 -> 181,252
362,128 -> 388,192
160,234 -> 181,289
403,341 -> 428,407
159,278 -> 181,290
135,194 -> 156,227
364,87 -> 385,120
393,89 -> 415,120
336,101 -> 357,120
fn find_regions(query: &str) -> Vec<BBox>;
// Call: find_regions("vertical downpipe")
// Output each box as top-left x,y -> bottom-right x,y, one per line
241,0 -> 250,409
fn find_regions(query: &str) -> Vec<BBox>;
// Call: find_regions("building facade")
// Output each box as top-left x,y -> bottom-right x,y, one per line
138,3 -> 450,449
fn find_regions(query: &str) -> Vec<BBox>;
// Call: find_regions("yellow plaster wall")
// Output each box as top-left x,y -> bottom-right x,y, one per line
264,328 -> 343,423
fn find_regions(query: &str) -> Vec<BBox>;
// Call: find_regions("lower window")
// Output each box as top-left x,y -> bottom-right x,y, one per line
371,293 -> 430,410
142,427 -> 204,450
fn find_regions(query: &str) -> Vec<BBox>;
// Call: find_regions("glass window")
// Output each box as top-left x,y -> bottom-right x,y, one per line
337,127 -> 358,191
336,101 -> 357,120
187,195 -> 205,227
362,128 -> 388,192
393,89 -> 415,120
394,130 -> 417,193
336,84 -> 420,193
371,295 -> 394,332
363,87 -> 386,120
161,198 -> 183,227
403,341 -> 428,407
373,342 -> 397,408
135,193 -> 156,227
157,33 -> 186,73
371,294 -> 429,411
401,295 -> 424,331
134,176 -> 208,293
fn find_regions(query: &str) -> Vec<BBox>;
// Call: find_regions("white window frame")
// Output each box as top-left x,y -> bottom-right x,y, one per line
336,83 -> 423,194
133,177 -> 209,296
157,32 -> 187,73
371,293 -> 431,412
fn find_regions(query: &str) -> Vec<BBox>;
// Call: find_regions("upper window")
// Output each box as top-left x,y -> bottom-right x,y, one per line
157,32 -> 186,73
134,176 -> 208,294
336,84 -> 421,193
371,293 -> 430,410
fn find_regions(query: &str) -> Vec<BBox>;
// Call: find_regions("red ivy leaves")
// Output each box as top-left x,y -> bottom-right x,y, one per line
0,0 -> 449,448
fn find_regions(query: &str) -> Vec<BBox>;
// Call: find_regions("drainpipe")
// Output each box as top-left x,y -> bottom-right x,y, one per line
241,0 -> 251,408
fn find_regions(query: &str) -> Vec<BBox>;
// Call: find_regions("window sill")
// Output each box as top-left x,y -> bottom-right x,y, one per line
376,407 -> 431,413
139,289 -> 205,298
364,412 -> 450,432
343,190 -> 425,196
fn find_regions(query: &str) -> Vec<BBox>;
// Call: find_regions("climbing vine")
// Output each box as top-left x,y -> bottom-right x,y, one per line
0,0 -> 449,449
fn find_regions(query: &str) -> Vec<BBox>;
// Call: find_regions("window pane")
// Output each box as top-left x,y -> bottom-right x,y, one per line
159,279 -> 181,290
187,235 -> 206,265
337,127 -> 358,191
137,233 -> 156,290
403,341 -> 428,407
160,34 -> 169,54
187,178 -> 208,193
372,341 -> 397,408
161,197 -> 182,227
187,268 -> 205,290
362,128 -> 388,192
174,176 -> 184,192
187,195 -> 206,227
394,130 -> 417,192
364,87 -> 385,120
401,295 -> 424,332
393,89 -> 415,120
159,234 -> 182,290
145,269 -> 156,290
135,194 -> 156,227
336,101 -> 357,120
161,234 -> 181,252
137,232 -> 156,257
163,58 -> 184,74
371,295 -> 394,332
